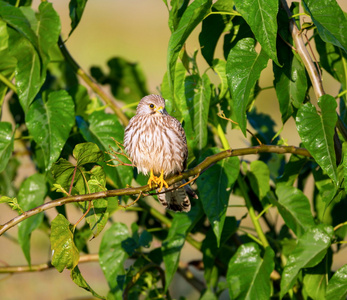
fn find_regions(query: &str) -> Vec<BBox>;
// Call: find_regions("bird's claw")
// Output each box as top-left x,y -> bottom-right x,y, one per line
147,169 -> 168,192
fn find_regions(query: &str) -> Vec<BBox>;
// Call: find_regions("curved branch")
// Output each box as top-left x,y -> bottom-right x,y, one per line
0,144 -> 311,236
58,36 -> 129,126
280,0 -> 325,98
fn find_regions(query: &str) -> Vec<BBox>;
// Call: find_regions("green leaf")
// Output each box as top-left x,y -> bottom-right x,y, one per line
212,59 -> 228,99
8,27 -> 40,112
276,154 -> 309,187
0,19 -> 9,51
50,214 -> 80,273
0,157 -> 19,198
226,38 -> 269,135
69,0 -> 88,36
71,266 -> 105,299
199,1 -> 232,66
36,2 -> 61,63
177,72 -> 211,151
26,90 -> 75,171
303,0 -> 347,53
0,50 -> 16,106
0,2 -> 38,51
223,16 -> 253,59
234,0 -> 279,64
51,158 -> 81,194
17,173 -> 46,265
84,166 -> 108,238
227,244 -> 274,299
201,288 -> 218,300
280,224 -> 334,298
274,185 -> 315,237
0,122 -> 14,173
99,222 -> 130,293
273,44 -> 308,123
247,160 -> 270,200
78,110 -> 132,189
6,3 -> 60,112
326,264 -> 347,300
70,84 -> 93,119
296,94 -> 338,185
168,0 -> 189,33
162,206 -> 203,290
167,0 -> 212,95
303,256 -> 330,300
197,148 -> 239,245
51,143 -> 104,196
202,217 -> 238,286
73,142 -> 104,166
315,34 -> 347,91
0,196 -> 23,214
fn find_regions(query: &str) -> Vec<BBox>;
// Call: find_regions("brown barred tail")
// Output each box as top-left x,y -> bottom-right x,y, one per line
157,181 -> 191,212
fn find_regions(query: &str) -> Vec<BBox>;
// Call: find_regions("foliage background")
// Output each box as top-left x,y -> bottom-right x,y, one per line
0,0 -> 347,299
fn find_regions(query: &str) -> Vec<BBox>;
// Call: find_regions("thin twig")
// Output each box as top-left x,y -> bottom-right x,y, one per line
218,111 -> 263,145
119,192 -> 142,208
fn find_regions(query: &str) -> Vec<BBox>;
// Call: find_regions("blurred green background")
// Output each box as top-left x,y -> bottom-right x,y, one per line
1,0 -> 346,299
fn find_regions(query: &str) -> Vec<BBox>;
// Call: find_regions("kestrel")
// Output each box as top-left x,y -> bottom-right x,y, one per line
124,94 -> 191,212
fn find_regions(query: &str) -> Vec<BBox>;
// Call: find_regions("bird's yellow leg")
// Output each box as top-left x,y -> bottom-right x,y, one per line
147,169 -> 158,189
156,169 -> 169,192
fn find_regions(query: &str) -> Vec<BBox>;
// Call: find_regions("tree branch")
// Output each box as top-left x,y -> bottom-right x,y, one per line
0,144 -> 310,236
280,0 -> 325,99
0,254 -> 99,273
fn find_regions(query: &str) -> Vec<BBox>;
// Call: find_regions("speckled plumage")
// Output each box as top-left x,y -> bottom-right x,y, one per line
124,94 -> 191,212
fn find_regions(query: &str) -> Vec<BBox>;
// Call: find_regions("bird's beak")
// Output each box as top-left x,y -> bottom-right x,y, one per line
155,106 -> 164,114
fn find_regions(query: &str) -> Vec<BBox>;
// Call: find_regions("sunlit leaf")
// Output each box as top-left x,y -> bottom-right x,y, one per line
50,214 -> 80,272
326,264 -> 347,300
227,244 -> 274,299
0,196 -> 23,214
274,185 -> 315,237
83,166 -> 108,238
17,173 -> 46,265
234,0 -> 279,64
280,224 -> 333,298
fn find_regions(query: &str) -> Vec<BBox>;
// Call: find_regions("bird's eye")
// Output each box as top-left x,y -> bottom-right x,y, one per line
149,104 -> 155,109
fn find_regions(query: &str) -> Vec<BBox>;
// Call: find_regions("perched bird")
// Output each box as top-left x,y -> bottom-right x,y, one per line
124,94 -> 191,212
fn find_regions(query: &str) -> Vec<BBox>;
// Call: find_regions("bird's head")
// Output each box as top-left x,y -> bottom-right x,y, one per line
136,94 -> 168,116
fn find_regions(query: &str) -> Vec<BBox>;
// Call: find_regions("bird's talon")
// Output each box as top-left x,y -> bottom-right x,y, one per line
147,169 -> 158,189
157,170 -> 168,192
